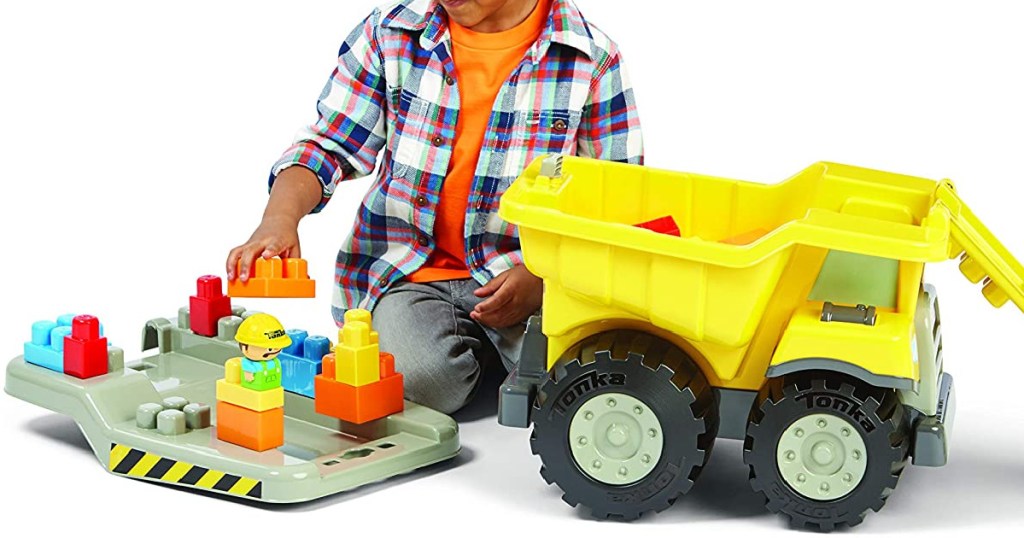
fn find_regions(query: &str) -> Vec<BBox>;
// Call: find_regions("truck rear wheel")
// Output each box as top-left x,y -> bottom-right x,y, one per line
530,331 -> 717,520
744,372 -> 909,531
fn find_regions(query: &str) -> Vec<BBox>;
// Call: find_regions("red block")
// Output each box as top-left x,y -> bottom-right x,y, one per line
635,216 -> 680,237
190,275 -> 232,337
63,315 -> 108,379
314,373 -> 404,424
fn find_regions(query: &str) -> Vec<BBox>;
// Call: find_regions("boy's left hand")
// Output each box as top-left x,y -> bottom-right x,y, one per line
471,265 -> 542,328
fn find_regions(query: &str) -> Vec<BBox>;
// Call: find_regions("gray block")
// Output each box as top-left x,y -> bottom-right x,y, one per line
177,307 -> 190,331
107,347 -> 125,372
136,402 -> 164,429
162,396 -> 189,411
183,403 -> 211,430
217,315 -> 244,341
157,409 -> 187,435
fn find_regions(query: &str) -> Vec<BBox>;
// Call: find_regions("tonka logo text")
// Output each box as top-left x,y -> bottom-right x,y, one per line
554,371 -> 626,413
795,392 -> 875,432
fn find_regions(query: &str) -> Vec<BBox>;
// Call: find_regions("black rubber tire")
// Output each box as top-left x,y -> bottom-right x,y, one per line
743,372 -> 909,531
530,330 -> 718,520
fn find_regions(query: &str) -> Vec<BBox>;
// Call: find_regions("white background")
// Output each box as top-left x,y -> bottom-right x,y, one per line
2,0 -> 1024,535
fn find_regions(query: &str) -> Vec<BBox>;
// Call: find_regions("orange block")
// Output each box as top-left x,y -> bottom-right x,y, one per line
228,258 -> 315,298
379,352 -> 395,378
216,401 -> 284,451
314,373 -> 404,424
322,353 -> 335,378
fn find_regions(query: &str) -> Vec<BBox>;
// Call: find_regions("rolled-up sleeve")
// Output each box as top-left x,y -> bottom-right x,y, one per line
270,9 -> 389,212
576,48 -> 643,165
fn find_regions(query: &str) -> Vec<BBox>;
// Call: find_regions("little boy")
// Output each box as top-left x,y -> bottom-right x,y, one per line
227,0 -> 642,414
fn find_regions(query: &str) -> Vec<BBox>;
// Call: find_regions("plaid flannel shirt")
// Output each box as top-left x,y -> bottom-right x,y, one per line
270,0 -> 643,320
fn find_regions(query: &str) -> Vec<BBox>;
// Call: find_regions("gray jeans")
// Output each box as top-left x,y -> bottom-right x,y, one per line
371,279 -> 527,415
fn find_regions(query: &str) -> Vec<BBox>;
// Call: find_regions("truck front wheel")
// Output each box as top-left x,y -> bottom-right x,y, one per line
744,372 -> 909,531
530,331 -> 717,520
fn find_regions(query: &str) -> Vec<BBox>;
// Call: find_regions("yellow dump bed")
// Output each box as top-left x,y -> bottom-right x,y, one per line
499,156 -> 1023,349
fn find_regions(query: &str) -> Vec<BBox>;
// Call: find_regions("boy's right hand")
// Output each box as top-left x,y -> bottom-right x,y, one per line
226,215 -> 301,282
226,166 -> 322,282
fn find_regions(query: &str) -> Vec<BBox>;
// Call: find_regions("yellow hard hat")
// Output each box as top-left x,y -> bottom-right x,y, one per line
235,313 -> 292,349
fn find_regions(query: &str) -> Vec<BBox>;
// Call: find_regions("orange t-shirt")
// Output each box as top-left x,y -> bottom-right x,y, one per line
406,0 -> 551,283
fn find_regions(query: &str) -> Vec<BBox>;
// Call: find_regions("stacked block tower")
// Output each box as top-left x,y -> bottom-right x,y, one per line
24,314 -> 121,379
315,309 -> 404,424
217,359 -> 285,451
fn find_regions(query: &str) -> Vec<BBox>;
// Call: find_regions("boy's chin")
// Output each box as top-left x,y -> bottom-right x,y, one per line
439,0 -> 482,24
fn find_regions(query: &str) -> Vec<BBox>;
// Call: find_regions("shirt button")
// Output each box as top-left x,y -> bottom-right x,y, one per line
445,74 -> 455,86
377,276 -> 388,287
553,119 -> 568,132
415,195 -> 428,207
432,135 -> 445,147
417,235 -> 429,247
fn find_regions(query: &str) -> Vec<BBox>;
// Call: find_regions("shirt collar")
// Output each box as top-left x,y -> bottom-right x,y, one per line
380,0 -> 595,60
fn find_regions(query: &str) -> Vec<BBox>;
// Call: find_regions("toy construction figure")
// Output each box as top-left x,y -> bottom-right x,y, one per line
216,313 -> 291,451
233,313 -> 291,391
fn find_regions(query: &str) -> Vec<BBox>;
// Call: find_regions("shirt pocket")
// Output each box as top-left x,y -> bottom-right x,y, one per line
509,109 -> 582,157
389,88 -> 433,171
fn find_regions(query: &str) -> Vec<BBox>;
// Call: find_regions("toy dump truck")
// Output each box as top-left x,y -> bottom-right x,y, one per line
497,155 -> 1024,530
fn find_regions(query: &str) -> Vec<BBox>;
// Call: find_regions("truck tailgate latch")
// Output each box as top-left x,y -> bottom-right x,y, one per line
821,302 -> 877,326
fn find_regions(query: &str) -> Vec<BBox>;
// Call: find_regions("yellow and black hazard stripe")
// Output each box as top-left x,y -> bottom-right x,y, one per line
108,443 -> 261,499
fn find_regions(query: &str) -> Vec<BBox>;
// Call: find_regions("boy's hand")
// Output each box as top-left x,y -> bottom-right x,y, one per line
226,166 -> 322,282
226,215 -> 301,282
471,265 -> 542,328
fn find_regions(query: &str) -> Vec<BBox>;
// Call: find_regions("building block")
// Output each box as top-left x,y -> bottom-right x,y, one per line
227,258 -> 315,298
216,401 -> 284,451
280,330 -> 330,397
136,403 -> 163,429
24,320 -> 72,372
157,410 -> 187,435
184,403 -> 211,430
162,396 -> 189,411
379,352 -> 396,378
189,275 -> 232,337
333,310 -> 381,386
63,315 -> 109,379
634,216 -> 680,237
314,372 -> 404,424
216,379 -> 284,412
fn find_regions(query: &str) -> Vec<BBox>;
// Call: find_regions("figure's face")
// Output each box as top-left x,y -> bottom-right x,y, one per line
438,0 -> 535,32
240,343 -> 281,362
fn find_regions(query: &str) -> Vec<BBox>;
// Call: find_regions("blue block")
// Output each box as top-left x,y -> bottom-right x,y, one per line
24,319 -> 73,372
23,315 -> 109,373
280,330 -> 330,398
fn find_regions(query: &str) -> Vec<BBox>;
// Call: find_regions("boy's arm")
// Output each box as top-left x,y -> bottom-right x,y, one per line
228,10 -> 388,280
576,47 -> 644,165
271,9 -> 389,210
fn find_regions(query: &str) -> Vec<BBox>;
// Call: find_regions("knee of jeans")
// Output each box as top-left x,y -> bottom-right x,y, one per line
396,357 -> 480,415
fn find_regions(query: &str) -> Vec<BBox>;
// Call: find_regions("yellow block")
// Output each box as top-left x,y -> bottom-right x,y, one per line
216,379 -> 283,412
336,310 -> 381,386
225,358 -> 242,384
